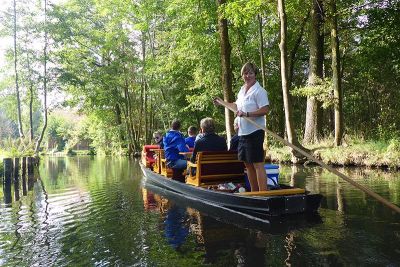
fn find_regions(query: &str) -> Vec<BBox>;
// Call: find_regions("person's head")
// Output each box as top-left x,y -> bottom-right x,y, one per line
233,117 -> 239,133
187,126 -> 197,137
241,62 -> 258,84
171,119 -> 181,131
153,131 -> 163,143
200,117 -> 215,134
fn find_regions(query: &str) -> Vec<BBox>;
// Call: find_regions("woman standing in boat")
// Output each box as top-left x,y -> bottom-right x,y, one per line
214,62 -> 269,192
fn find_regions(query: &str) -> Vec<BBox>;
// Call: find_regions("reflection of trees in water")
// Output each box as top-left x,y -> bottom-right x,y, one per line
186,208 -> 267,266
281,164 -> 400,216
0,168 -> 50,265
37,174 -> 50,248
336,177 -> 344,212
203,216 -> 266,266
10,194 -> 23,262
284,232 -> 295,266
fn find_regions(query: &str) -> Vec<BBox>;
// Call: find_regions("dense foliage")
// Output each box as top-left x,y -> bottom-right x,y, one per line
0,0 -> 399,154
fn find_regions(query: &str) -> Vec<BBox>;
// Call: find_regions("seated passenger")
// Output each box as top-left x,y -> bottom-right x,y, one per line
163,119 -> 189,170
229,117 -> 240,151
195,132 -> 204,143
153,131 -> 164,149
185,126 -> 197,149
190,117 -> 227,163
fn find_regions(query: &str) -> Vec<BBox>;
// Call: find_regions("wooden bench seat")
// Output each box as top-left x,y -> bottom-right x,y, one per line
186,151 -> 245,187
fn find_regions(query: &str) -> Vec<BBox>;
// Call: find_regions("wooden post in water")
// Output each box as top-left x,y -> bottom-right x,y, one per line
3,158 -> 13,185
3,181 -> 12,204
3,158 -> 13,204
21,157 -> 27,196
13,158 -> 21,201
13,157 -> 20,182
27,157 -> 34,175
27,157 -> 35,191
14,174 -> 20,201
22,157 -> 27,176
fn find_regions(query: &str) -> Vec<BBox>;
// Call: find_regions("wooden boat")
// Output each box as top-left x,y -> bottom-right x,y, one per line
144,182 -> 323,232
140,149 -> 322,216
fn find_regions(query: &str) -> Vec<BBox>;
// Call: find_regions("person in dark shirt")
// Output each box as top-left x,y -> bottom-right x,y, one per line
190,117 -> 227,163
229,117 -> 240,151
185,126 -> 197,149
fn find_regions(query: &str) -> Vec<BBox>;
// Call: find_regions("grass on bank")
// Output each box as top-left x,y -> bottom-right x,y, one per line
267,137 -> 400,169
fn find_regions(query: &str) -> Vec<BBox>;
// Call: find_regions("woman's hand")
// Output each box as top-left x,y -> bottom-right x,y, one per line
213,97 -> 223,106
236,110 -> 246,117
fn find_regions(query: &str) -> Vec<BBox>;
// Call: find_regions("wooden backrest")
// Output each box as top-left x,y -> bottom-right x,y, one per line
197,151 -> 244,176
160,149 -> 173,178
153,149 -> 162,174
186,151 -> 245,186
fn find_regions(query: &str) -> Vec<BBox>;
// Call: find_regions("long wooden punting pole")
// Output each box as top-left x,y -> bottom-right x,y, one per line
216,99 -> 400,214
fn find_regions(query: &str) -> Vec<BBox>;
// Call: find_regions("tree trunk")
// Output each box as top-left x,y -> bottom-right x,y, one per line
123,83 -> 136,154
141,32 -> 149,144
288,11 -> 310,87
328,0 -> 343,146
216,0 -> 234,142
35,0 -> 48,155
115,103 -> 125,145
277,0 -> 308,161
258,14 -> 266,89
303,0 -> 324,144
26,53 -> 34,142
13,0 -> 24,139
29,82 -> 34,142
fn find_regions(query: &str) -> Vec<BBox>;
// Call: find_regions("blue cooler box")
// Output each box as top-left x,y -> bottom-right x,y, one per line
244,164 -> 279,190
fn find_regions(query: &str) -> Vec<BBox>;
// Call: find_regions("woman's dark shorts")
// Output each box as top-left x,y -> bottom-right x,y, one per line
238,130 -> 265,163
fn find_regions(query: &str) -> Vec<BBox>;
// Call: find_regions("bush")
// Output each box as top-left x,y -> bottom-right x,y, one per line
268,136 -> 400,168
0,137 -> 34,157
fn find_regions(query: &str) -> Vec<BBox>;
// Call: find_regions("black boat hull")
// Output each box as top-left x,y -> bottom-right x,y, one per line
140,164 -> 322,216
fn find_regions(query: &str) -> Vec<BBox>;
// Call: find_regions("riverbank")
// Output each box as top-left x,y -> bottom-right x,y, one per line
2,139 -> 399,175
268,138 -> 400,170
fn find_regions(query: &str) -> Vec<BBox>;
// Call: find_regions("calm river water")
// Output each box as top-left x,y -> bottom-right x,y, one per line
1,156 -> 399,266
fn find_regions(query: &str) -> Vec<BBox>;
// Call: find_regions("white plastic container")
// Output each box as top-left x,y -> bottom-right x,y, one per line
264,164 -> 279,187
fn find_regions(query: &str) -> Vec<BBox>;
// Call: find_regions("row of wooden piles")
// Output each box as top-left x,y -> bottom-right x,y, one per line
2,157 -> 38,204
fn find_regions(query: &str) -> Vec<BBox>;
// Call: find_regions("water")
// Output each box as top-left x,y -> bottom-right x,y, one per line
1,156 -> 399,266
